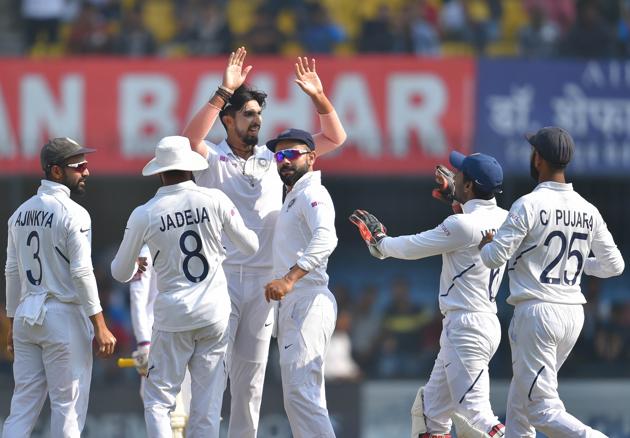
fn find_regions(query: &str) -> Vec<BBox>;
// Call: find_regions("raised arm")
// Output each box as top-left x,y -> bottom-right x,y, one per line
182,47 -> 253,158
294,57 -> 347,156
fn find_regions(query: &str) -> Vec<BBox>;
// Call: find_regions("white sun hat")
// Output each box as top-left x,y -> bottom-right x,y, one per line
142,136 -> 209,176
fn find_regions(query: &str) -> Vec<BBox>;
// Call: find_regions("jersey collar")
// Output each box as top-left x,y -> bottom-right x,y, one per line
156,180 -> 197,194
289,170 -> 321,193
534,181 -> 574,192
218,139 -> 266,159
462,197 -> 497,214
38,179 -> 71,198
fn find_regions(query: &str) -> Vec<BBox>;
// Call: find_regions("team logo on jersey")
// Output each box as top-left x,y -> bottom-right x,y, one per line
219,155 -> 227,162
311,201 -> 319,207
258,158 -> 268,167
287,199 -> 296,211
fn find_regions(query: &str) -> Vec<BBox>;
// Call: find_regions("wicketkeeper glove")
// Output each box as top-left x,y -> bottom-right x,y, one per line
132,343 -> 150,377
349,209 -> 388,259
432,165 -> 463,214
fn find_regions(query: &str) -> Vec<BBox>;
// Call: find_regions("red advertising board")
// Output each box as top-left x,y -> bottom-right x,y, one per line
0,56 -> 475,175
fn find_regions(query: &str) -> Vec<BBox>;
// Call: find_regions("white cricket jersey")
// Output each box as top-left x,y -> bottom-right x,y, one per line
5,180 -> 102,317
272,171 -> 337,289
480,182 -> 624,306
111,180 -> 259,332
193,140 -> 281,269
378,199 -> 509,315
128,245 -> 158,343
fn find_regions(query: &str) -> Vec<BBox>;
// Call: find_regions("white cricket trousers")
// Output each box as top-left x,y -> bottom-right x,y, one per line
423,311 -> 501,435
278,288 -> 337,438
144,319 -> 228,438
506,300 -> 607,438
2,299 -> 93,438
224,267 -> 275,438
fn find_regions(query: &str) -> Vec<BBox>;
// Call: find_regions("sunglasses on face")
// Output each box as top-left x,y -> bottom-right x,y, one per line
274,149 -> 310,163
64,160 -> 89,172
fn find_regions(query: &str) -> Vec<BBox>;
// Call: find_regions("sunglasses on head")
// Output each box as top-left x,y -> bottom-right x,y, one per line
274,149 -> 310,163
64,160 -> 89,172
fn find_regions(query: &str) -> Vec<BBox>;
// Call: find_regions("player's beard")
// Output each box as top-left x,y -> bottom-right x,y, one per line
279,162 -> 309,187
237,123 -> 260,148
64,173 -> 87,196
529,154 -> 539,182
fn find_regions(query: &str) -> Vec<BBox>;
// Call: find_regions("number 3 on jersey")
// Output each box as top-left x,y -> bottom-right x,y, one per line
26,230 -> 42,286
179,230 -> 209,283
540,231 -> 588,286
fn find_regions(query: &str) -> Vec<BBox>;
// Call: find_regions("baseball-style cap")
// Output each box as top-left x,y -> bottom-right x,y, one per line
266,128 -> 315,152
40,137 -> 95,170
449,151 -> 503,194
525,126 -> 574,167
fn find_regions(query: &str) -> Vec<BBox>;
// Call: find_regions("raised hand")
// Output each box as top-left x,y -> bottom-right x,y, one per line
222,46 -> 253,92
295,57 -> 323,97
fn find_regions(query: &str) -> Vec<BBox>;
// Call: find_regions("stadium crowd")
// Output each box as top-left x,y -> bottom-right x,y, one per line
1,0 -> 630,58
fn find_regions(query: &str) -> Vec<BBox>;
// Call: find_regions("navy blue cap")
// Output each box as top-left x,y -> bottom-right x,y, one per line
526,126 -> 574,167
266,128 -> 315,152
449,151 -> 503,194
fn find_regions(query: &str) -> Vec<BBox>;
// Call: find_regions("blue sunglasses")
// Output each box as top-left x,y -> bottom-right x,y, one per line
273,149 -> 310,163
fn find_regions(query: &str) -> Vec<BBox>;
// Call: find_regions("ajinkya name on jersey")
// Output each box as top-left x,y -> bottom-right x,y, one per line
159,207 -> 210,232
14,210 -> 54,228
539,209 -> 593,231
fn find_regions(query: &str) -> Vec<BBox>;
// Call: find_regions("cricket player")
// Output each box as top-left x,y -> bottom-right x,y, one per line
350,152 -> 508,438
110,135 -> 259,438
128,244 -> 191,437
479,127 -> 625,438
182,47 -> 346,437
263,129 -> 338,437
4,137 -> 117,437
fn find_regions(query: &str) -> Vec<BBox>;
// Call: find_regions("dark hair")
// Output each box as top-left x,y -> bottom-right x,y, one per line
219,84 -> 267,129
463,172 -> 495,200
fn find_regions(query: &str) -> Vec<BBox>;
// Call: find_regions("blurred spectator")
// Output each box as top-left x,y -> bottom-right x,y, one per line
114,7 -> 156,56
242,7 -> 283,54
176,2 -> 232,55
21,0 -> 66,51
519,6 -> 560,57
410,1 -> 441,55
67,3 -> 113,54
299,3 -> 346,54
325,310 -> 361,381
440,0 -> 468,41
357,5 -> 396,53
350,285 -> 382,377
0,307 -> 11,371
377,279 -> 434,378
594,302 -> 630,369
617,0 -> 630,56
332,283 -> 352,312
523,0 -> 576,33
561,0 -> 615,58
464,0 -> 501,53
